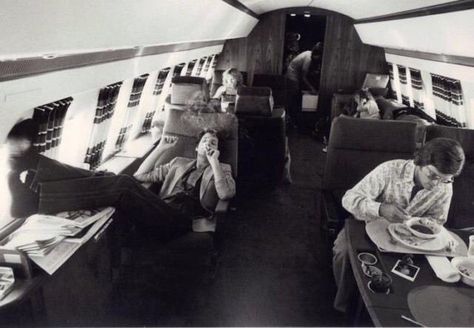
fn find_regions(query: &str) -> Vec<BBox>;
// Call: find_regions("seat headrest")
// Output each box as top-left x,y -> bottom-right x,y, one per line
235,86 -> 273,116
171,76 -> 206,85
426,125 -> 474,160
171,76 -> 207,105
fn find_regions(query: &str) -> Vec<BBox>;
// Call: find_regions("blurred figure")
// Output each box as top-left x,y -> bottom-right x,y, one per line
286,42 -> 323,127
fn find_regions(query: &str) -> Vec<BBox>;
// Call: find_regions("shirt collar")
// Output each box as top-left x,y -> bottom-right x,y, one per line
402,160 -> 417,184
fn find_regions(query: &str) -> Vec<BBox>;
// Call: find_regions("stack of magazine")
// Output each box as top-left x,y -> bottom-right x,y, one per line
2,207 -> 115,275
0,267 -> 15,300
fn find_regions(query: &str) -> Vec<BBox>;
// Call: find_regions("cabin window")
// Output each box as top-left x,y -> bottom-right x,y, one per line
194,57 -> 207,77
397,65 -> 410,106
141,67 -> 171,134
409,68 -> 424,110
32,97 -> 73,159
83,82 -> 122,170
185,59 -> 197,76
431,74 -> 467,127
387,63 -> 398,100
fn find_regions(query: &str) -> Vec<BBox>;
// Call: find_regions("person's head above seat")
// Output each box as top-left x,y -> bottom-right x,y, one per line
311,42 -> 323,62
414,137 -> 465,190
222,68 -> 243,90
196,128 -> 220,155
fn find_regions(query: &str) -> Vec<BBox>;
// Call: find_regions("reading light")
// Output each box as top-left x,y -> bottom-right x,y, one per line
304,12 -> 311,17
290,13 -> 296,16
42,54 -> 58,59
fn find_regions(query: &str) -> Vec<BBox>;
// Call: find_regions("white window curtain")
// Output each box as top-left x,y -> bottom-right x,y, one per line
431,74 -> 467,127
33,97 -> 73,159
115,74 -> 149,151
397,65 -> 410,106
387,62 -> 397,99
194,57 -> 207,77
84,82 -> 122,169
409,68 -> 424,110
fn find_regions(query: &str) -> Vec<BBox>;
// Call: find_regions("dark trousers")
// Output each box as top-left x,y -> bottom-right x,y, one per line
286,80 -> 301,125
33,156 -> 190,239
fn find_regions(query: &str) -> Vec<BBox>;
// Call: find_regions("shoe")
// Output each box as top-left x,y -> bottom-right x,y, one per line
322,146 -> 327,153
192,217 -> 216,232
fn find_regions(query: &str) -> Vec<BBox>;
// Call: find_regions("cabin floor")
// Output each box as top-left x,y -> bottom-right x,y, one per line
102,130 -> 371,327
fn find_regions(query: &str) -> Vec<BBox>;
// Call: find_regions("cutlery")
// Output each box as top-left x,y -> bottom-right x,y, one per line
401,315 -> 425,327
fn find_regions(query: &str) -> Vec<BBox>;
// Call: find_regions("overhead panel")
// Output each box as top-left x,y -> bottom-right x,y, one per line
0,0 -> 258,60
237,0 -> 312,15
355,9 -> 474,58
238,0 -> 458,19
309,0 -> 459,20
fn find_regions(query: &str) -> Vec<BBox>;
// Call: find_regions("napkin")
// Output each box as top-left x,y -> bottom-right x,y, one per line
426,255 -> 460,283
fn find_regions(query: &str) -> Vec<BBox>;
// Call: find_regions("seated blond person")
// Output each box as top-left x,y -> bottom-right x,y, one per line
332,137 -> 465,312
134,128 -> 235,232
212,68 -> 244,100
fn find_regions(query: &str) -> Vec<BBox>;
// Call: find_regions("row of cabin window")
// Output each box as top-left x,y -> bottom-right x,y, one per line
32,54 -> 219,170
387,62 -> 472,129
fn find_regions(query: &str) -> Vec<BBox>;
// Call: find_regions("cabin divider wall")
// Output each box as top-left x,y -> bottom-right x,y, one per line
217,10 -> 387,114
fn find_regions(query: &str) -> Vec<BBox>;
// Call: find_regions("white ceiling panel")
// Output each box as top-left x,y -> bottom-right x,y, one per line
239,0 -> 459,19
0,0 -> 258,59
356,9 -> 474,57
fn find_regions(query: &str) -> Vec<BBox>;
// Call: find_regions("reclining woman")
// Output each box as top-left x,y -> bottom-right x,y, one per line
5,119 -> 234,238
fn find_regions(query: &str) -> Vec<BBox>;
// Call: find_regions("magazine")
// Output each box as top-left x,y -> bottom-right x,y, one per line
0,267 -> 15,300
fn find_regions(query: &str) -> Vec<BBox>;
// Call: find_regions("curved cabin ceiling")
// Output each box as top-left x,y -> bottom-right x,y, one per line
0,0 -> 472,61
238,0 -> 459,20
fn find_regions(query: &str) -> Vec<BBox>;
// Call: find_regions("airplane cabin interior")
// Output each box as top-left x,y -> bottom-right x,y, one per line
0,0 -> 473,326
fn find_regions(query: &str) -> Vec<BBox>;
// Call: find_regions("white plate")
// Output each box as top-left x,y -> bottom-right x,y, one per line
388,223 -> 448,251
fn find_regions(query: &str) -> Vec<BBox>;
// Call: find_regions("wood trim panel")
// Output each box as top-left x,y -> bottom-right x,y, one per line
384,48 -> 474,67
0,41 -> 224,82
355,0 -> 474,24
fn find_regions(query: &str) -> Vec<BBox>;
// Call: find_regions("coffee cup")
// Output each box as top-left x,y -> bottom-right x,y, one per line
370,272 -> 392,293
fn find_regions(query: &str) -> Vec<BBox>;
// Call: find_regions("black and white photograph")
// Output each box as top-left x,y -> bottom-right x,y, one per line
391,259 -> 421,282
0,1 -> 473,327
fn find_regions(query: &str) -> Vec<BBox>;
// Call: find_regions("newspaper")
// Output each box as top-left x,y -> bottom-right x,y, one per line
5,207 -> 116,275
28,216 -> 113,275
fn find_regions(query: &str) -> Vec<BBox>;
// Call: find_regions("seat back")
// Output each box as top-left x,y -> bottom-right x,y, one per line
322,116 -> 418,229
164,76 -> 208,112
252,74 -> 288,108
425,125 -> 474,229
235,86 -> 273,116
233,87 -> 286,186
152,108 -> 238,178
324,116 -> 418,191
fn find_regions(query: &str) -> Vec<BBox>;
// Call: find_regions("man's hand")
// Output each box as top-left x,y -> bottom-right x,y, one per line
379,203 -> 409,223
206,147 -> 220,167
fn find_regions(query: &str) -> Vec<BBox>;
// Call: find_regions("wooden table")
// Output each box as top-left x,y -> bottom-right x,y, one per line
345,219 -> 473,327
